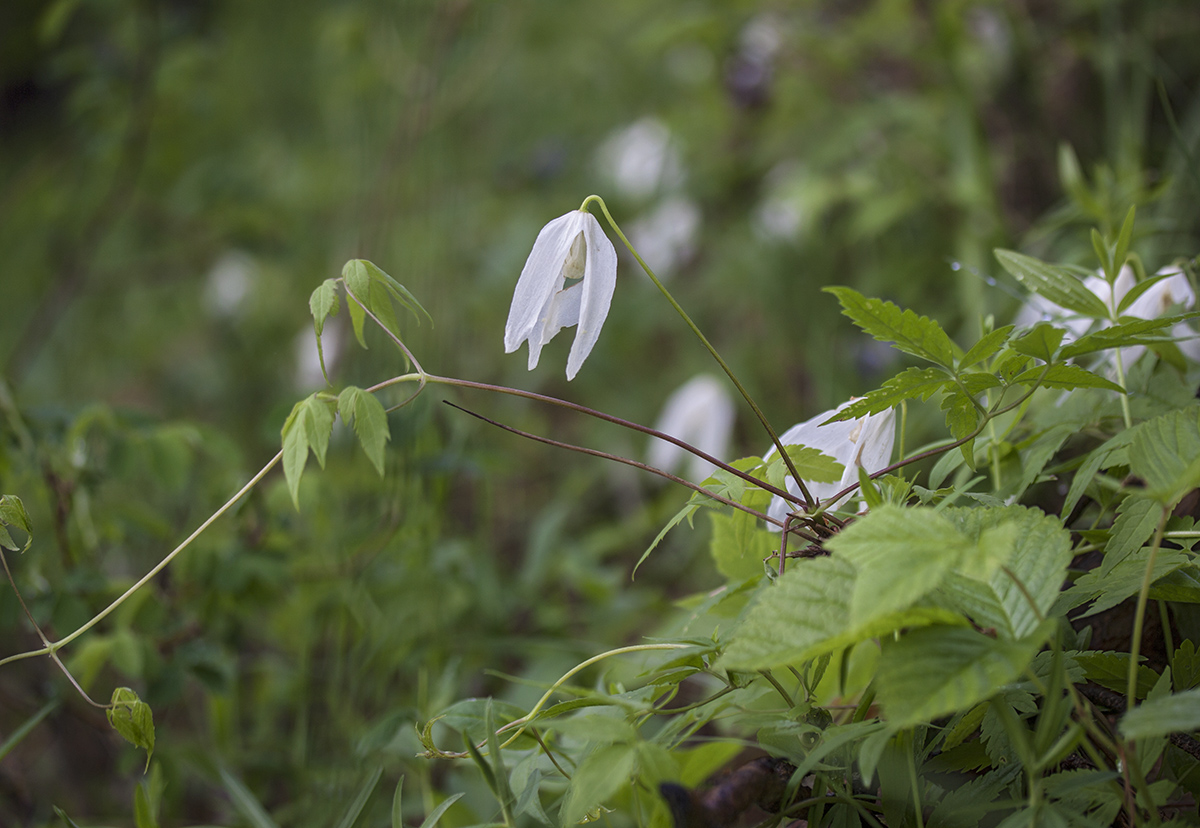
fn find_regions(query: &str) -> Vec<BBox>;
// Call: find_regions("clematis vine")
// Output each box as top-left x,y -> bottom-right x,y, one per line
647,374 -> 735,483
763,401 -> 896,526
504,208 -> 618,380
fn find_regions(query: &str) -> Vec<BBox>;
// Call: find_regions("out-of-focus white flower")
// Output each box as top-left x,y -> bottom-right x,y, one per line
504,210 -> 618,380
596,118 -> 684,201
647,374 -> 735,483
1014,265 -> 1199,364
205,251 -> 256,317
628,197 -> 701,279
294,317 -> 343,390
764,402 -> 896,525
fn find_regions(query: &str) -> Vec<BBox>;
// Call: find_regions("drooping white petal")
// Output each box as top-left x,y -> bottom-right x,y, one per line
764,401 -> 896,525
647,374 -> 735,482
504,210 -> 618,379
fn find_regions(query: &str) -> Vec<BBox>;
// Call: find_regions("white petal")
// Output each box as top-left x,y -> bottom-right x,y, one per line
504,212 -> 587,361
565,212 -> 618,380
647,374 -> 734,481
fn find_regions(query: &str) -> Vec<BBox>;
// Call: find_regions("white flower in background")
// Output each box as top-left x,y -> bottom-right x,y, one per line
764,402 -> 896,525
294,317 -> 343,390
1014,265 -> 1199,363
628,197 -> 701,279
596,117 -> 684,201
504,210 -> 618,380
647,374 -> 735,482
204,250 -> 256,317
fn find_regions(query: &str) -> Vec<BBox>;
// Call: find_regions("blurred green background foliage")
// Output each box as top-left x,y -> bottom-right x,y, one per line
1,0 -> 1199,824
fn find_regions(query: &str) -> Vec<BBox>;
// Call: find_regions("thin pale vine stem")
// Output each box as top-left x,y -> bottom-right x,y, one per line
341,280 -> 427,379
0,450 -> 283,669
581,194 -> 816,511
1127,504 -> 1170,709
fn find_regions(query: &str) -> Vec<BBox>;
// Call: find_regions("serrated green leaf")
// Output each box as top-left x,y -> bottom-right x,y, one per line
719,555 -> 965,670
1061,430 -> 1134,519
876,625 -> 1048,727
1173,641 -> 1200,691
0,494 -> 32,552
343,260 -> 370,348
960,326 -> 1015,369
1011,363 -> 1124,393
1120,688 -> 1200,739
827,505 -> 969,627
1059,313 -> 1199,359
824,287 -> 958,368
709,510 -> 773,582
995,249 -> 1109,318
281,393 -> 337,508
941,389 -> 979,464
1076,651 -> 1160,699
1061,546 -> 1188,618
1101,496 -> 1162,576
310,278 -> 340,334
107,687 -> 155,770
931,506 -> 1073,640
995,351 -> 1029,383
337,387 -> 390,476
1113,205 -> 1136,275
1010,324 -> 1065,363
1128,407 -> 1200,505
824,368 -> 948,421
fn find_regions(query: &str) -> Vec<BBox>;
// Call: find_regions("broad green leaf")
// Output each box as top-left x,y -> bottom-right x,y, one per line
511,755 -> 551,827
1059,313 -> 1199,359
1010,324 -> 1065,363
824,367 -> 948,421
337,386 -> 391,475
827,505 -> 969,627
995,249 -> 1109,318
1120,688 -> 1200,739
1061,430 -> 1134,519
0,494 -> 32,552
1011,363 -> 1124,393
1075,651 -> 1160,699
824,287 -> 958,368
1101,496 -> 1161,576
959,371 -> 1002,396
107,687 -> 155,770
1014,424 -> 1073,499
709,510 -> 772,582
932,506 -> 1073,640
1128,407 -> 1200,505
719,555 -> 965,670
280,393 -> 337,508
1173,640 -> 1200,691
941,388 -> 979,463
334,766 -> 382,828
560,743 -> 637,827
876,625 -> 1048,727
960,325 -> 1015,369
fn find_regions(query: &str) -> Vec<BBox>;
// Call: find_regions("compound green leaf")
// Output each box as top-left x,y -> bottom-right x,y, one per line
1101,496 -> 1161,576
995,249 -> 1109,318
281,393 -> 337,508
824,287 -> 957,368
960,326 -> 1015,369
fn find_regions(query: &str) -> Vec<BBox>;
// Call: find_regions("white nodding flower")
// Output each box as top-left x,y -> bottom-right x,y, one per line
647,374 -> 735,483
763,402 -> 896,526
504,210 -> 618,380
